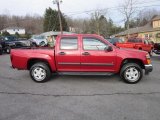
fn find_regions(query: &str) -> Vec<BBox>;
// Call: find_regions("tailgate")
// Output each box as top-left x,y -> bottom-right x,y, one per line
116,43 -> 135,48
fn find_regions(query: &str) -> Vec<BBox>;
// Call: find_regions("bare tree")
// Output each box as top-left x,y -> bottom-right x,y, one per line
138,9 -> 160,22
0,14 -> 44,34
90,10 -> 107,35
119,0 -> 138,36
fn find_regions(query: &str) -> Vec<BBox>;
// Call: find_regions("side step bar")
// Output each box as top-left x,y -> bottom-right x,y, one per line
58,72 -> 115,76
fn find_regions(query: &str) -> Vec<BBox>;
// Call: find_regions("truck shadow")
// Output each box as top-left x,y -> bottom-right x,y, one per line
151,55 -> 160,61
50,74 -> 121,83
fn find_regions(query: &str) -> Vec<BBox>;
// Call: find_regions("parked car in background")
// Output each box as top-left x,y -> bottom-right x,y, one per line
0,44 -> 2,55
106,38 -> 124,46
11,34 -> 153,84
0,36 -> 32,54
153,43 -> 160,54
116,37 -> 153,55
0,36 -> 16,54
30,35 -> 47,47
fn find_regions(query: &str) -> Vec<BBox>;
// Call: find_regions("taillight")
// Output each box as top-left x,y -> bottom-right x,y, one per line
10,55 -> 13,62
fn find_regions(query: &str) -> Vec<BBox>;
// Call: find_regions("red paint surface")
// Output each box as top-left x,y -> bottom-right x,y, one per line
10,34 -> 149,73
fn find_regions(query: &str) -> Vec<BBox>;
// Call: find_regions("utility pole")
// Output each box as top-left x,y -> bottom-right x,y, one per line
53,0 -> 63,34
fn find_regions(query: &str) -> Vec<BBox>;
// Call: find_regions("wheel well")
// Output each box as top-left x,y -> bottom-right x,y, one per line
120,59 -> 145,70
27,58 -> 51,70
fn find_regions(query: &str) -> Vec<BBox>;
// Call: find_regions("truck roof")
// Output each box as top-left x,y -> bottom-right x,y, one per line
57,34 -> 104,38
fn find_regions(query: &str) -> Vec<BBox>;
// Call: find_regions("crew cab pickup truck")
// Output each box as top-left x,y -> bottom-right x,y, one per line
10,34 -> 153,84
116,38 -> 153,54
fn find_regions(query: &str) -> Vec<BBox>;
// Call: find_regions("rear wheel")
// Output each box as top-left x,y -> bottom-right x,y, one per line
120,63 -> 143,84
32,43 -> 37,47
6,46 -> 11,54
30,62 -> 51,83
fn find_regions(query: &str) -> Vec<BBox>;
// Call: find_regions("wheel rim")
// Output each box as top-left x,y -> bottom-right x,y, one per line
32,67 -> 46,81
7,49 -> 10,53
125,67 -> 140,82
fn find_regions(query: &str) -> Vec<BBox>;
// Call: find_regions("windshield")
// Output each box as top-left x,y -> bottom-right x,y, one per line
109,38 -> 123,44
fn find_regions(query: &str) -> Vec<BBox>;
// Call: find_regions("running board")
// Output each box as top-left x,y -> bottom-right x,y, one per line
58,72 -> 115,76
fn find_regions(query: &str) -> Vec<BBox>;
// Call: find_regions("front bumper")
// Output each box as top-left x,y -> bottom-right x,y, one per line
145,64 -> 153,74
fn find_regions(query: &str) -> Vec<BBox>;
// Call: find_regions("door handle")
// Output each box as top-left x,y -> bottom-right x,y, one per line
82,52 -> 90,55
59,52 -> 66,55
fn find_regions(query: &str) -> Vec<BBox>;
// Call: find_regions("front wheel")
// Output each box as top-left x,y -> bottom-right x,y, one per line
149,49 -> 153,56
120,63 -> 143,84
30,62 -> 51,83
0,50 -> 2,55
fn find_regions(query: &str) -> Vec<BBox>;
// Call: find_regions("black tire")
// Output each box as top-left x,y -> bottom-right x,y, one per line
149,49 -> 153,56
120,63 -> 143,84
0,50 -> 2,55
6,46 -> 11,54
30,62 -> 51,83
32,43 -> 37,47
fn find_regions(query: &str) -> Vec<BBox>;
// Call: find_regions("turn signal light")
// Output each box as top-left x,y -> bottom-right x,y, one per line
147,59 -> 151,64
146,54 -> 151,64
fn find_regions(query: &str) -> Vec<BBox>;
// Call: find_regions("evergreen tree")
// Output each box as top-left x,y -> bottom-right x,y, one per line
43,7 -> 68,32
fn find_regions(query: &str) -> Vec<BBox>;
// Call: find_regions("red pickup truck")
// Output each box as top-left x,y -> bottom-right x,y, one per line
116,38 -> 153,54
10,34 -> 153,84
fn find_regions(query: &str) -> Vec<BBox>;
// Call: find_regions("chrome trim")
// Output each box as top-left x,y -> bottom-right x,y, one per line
144,64 -> 152,67
58,62 -> 114,66
81,63 -> 114,66
58,62 -> 80,65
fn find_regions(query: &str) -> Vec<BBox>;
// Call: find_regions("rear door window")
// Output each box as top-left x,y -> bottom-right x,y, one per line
60,37 -> 78,50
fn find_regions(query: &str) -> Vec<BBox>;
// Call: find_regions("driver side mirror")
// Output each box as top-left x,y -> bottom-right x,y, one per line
105,46 -> 113,52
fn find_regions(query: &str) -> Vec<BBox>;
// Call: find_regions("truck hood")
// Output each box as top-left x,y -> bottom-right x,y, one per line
116,47 -> 148,59
120,47 -> 147,54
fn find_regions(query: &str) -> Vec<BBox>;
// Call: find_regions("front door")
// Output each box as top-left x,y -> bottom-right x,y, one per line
81,37 -> 116,72
56,36 -> 81,71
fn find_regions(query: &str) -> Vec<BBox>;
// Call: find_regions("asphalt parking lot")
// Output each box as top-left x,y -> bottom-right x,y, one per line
0,54 -> 160,120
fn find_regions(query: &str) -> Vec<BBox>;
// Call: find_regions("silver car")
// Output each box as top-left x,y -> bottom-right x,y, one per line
31,35 -> 47,46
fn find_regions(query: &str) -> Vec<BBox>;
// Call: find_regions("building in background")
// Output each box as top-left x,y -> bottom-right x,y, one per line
115,16 -> 160,42
1,27 -> 25,35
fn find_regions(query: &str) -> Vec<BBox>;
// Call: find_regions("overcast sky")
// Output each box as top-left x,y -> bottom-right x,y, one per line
0,0 -> 160,26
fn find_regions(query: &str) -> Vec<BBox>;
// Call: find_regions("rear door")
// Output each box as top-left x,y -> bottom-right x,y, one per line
55,36 -> 81,71
81,36 -> 116,72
